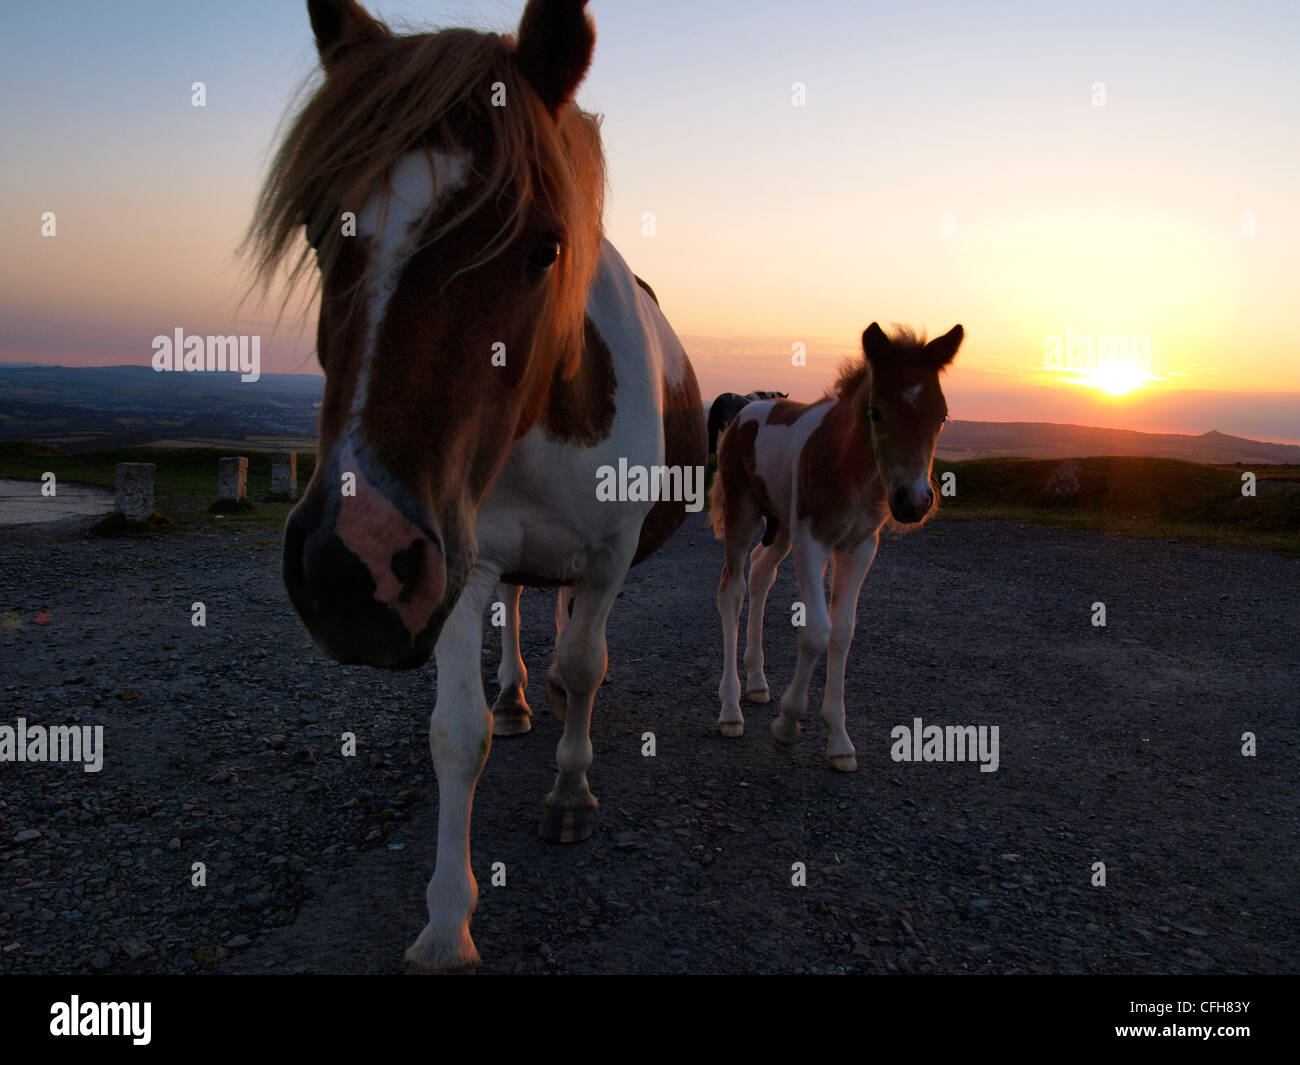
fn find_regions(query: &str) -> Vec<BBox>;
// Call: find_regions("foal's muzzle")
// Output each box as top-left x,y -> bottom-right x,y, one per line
889,484 -> 934,525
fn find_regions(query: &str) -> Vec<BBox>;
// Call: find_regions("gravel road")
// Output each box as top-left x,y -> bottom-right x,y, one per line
0,512 -> 1295,974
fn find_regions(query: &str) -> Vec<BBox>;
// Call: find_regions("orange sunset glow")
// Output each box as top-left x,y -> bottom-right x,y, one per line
0,1 -> 1296,443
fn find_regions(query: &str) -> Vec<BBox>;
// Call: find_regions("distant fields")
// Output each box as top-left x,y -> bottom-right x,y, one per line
3,441 -> 1297,555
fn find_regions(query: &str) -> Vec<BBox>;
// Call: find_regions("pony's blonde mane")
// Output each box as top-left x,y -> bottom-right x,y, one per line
244,24 -> 606,376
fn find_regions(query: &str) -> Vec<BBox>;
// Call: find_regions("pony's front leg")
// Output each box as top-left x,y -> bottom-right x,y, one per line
538,555 -> 627,843
821,536 -> 877,772
772,531 -> 831,752
743,537 -> 789,702
491,582 -> 531,736
405,565 -> 498,973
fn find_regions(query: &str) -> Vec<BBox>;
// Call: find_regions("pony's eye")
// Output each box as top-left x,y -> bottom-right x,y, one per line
528,237 -> 561,274
868,406 -> 883,423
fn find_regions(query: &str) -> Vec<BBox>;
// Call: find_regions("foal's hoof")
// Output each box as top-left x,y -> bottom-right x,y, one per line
746,687 -> 771,704
545,675 -> 568,723
538,795 -> 598,844
718,720 -> 744,738
491,704 -> 532,737
828,753 -> 859,773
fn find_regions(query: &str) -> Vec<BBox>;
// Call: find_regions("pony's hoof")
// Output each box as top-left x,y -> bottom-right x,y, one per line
404,932 -> 480,974
545,675 -> 568,723
828,753 -> 858,773
746,688 -> 771,704
719,720 -> 744,738
538,795 -> 597,843
405,959 -> 477,975
491,706 -> 531,737
771,716 -> 801,752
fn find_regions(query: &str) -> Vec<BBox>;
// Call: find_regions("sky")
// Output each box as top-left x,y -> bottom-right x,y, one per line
1,0 -> 1297,441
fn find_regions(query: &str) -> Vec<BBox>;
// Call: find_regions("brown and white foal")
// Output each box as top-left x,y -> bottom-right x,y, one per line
711,323 -> 962,770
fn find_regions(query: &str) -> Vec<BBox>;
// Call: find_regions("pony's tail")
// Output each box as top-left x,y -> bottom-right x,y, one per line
709,430 -> 729,540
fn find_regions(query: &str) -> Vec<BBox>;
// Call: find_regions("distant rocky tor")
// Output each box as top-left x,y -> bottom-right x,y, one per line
937,422 -> 1300,465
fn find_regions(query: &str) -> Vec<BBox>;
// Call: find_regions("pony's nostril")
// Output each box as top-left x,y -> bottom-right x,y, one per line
391,540 -> 422,588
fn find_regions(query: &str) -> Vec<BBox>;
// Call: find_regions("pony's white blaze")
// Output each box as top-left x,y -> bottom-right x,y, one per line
902,383 -> 922,407
349,149 -> 471,427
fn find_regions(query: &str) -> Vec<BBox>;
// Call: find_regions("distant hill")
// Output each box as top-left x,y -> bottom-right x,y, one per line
937,421 -> 1300,465
0,363 -> 324,395
4,365 -> 1298,464
0,363 -> 323,451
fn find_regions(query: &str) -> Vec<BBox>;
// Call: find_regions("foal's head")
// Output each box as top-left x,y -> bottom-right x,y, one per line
249,0 -> 605,667
853,322 -> 963,524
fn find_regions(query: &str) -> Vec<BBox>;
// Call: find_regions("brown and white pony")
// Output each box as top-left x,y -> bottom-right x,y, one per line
711,323 -> 962,770
249,0 -> 705,971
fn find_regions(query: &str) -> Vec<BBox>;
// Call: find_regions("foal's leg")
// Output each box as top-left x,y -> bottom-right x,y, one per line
538,554 -> 629,843
771,530 -> 832,752
545,586 -> 575,723
491,583 -> 531,737
821,536 -> 878,772
405,563 -> 499,973
743,536 -> 790,703
717,502 -> 762,737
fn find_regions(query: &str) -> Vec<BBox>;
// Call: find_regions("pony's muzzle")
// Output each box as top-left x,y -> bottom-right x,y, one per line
889,484 -> 934,525
283,472 -> 447,669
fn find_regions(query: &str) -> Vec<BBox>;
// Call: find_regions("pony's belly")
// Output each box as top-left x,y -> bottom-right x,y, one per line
477,476 -> 650,587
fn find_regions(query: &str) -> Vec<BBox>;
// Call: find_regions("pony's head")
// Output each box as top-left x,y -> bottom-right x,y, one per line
851,322 -> 962,524
248,0 -> 605,668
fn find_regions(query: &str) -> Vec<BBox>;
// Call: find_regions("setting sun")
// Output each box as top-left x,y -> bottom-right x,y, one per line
1067,361 -> 1153,396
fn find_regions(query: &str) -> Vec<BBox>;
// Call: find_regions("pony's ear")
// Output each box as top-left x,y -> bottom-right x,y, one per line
307,0 -> 385,71
514,0 -> 596,115
925,324 -> 964,370
861,322 -> 891,367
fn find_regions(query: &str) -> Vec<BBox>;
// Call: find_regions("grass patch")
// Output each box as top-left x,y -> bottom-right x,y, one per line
933,456 -> 1300,555
88,511 -> 174,538
0,440 -> 314,533
207,498 -> 256,515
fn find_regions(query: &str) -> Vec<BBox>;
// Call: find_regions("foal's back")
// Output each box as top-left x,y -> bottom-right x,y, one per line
718,393 -> 886,551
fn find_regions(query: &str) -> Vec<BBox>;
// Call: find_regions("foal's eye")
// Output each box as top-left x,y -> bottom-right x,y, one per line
868,406 -> 883,423
528,237 -> 561,274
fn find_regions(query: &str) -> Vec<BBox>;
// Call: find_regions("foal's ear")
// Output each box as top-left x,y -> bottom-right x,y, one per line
925,324 -> 964,370
861,322 -> 891,366
515,0 -> 596,115
307,0 -> 385,71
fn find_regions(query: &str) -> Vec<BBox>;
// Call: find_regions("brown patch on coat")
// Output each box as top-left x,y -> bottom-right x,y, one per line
632,355 -> 707,565
541,316 -> 618,447
765,399 -> 810,426
710,414 -> 780,547
796,396 -> 884,544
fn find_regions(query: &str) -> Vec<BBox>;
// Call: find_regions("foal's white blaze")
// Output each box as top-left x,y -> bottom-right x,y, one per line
902,383 -> 922,407
349,149 -> 471,430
